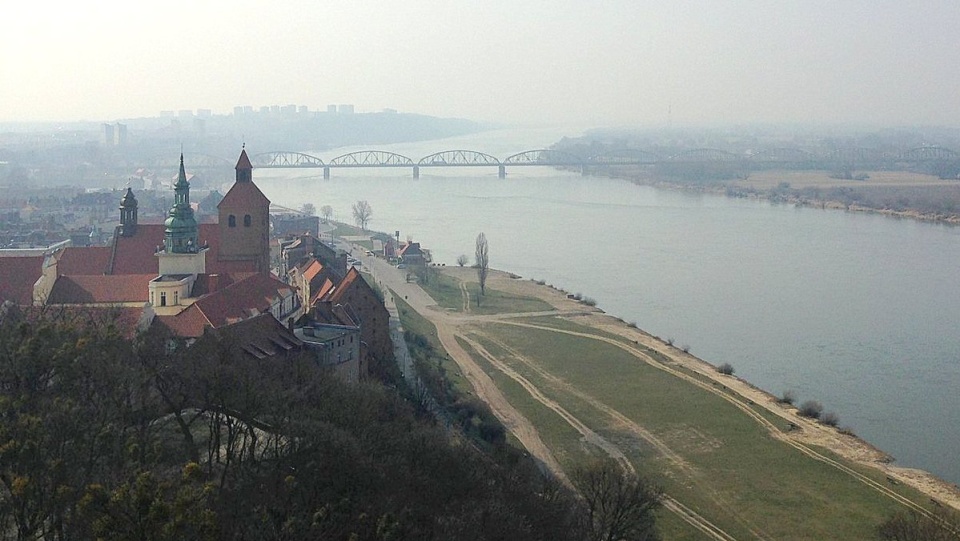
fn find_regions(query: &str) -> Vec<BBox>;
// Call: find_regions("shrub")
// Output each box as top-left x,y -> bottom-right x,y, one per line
717,363 -> 734,376
666,337 -> 674,346
778,390 -> 797,405
681,344 -> 690,353
839,426 -> 856,437
821,411 -> 840,427
627,321 -> 638,328
581,297 -> 597,306
798,400 -> 823,419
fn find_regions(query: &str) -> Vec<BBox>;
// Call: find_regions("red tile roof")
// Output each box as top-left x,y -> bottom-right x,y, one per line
326,266 -> 362,305
157,272 -> 295,338
58,246 -> 111,275
47,274 -> 153,304
201,313 -> 303,362
109,223 -> 258,275
0,255 -> 43,304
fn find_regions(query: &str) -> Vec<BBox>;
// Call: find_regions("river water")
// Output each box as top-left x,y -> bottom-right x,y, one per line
252,127 -> 960,485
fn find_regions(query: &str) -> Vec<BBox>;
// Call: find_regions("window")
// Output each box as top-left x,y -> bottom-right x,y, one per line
160,292 -> 166,307
228,215 -> 236,227
244,214 -> 252,227
174,291 -> 179,305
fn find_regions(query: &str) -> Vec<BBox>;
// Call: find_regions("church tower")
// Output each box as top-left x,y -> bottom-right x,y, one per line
218,148 -> 271,273
118,187 -> 138,237
163,154 -> 200,253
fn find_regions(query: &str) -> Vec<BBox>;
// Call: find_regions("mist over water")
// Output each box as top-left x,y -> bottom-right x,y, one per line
254,129 -> 960,485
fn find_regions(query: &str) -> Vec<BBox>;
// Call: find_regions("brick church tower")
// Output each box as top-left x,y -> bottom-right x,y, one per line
217,149 -> 271,273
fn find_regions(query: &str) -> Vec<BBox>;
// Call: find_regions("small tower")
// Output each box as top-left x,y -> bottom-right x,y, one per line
163,154 -> 199,253
119,187 -> 138,237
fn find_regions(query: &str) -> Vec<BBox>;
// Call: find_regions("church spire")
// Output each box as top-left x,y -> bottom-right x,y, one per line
235,148 -> 253,183
163,153 -> 199,253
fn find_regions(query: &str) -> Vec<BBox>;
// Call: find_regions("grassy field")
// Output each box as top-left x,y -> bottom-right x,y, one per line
457,319 -> 932,540
418,269 -> 555,315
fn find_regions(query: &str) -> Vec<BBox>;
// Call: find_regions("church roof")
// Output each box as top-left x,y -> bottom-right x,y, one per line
47,274 -> 153,304
0,255 -> 43,304
57,246 -> 112,275
236,149 -> 253,170
108,223 -> 258,275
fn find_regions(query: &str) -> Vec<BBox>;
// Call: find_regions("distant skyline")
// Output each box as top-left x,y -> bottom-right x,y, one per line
2,1 -> 959,127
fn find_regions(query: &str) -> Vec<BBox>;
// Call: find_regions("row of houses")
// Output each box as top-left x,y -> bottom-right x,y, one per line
0,150 -> 390,382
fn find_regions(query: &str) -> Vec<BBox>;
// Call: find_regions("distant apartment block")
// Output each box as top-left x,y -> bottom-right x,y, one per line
102,123 -> 127,146
327,104 -> 337,113
338,104 -> 355,114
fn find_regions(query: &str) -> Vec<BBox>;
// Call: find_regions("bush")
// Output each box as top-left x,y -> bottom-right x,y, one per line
716,363 -> 734,376
581,297 -> 597,306
778,390 -> 797,405
798,400 -> 823,419
627,321 -> 638,328
821,411 -> 840,427
681,344 -> 690,353
666,337 -> 674,346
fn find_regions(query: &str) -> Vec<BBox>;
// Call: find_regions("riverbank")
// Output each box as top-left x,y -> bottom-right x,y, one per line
621,170 -> 960,225
472,267 -> 960,511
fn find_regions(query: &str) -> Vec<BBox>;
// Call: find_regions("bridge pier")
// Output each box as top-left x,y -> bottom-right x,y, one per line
323,166 -> 330,180
498,165 -> 506,179
413,165 -> 419,179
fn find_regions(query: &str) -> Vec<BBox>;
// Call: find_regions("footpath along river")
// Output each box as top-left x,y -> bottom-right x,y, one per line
253,127 -> 960,486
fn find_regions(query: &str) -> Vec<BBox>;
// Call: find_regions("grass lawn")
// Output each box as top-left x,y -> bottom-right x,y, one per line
467,320 -> 922,540
419,270 -> 555,315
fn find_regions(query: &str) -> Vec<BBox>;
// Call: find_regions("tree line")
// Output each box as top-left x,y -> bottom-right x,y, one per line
0,306 -> 665,540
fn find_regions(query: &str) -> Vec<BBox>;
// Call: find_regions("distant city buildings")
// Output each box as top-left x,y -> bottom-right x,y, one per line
101,122 -> 127,146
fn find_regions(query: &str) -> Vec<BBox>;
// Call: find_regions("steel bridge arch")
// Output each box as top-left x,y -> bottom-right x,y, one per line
418,150 -> 501,166
748,148 -> 816,163
668,148 -> 741,162
250,151 -> 325,168
503,149 -> 584,165
589,149 -> 661,165
898,146 -> 959,161
329,150 -> 414,167
824,147 -> 887,163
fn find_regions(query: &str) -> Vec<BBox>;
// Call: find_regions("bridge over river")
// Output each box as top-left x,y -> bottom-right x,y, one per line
150,146 -> 960,179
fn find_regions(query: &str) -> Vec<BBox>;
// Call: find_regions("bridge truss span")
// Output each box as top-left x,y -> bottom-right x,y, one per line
330,150 -> 414,167
589,149 -> 661,165
418,150 -> 501,166
503,149 -> 583,166
251,151 -> 325,168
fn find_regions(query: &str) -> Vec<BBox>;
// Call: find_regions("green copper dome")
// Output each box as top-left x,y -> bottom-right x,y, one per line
163,154 -> 199,253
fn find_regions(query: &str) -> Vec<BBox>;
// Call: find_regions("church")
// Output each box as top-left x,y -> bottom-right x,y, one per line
8,149 -> 302,339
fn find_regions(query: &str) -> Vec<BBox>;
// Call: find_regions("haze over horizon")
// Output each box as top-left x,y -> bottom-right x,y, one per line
2,1 -> 958,128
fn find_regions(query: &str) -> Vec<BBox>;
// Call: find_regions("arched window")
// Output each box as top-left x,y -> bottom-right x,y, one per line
228,215 -> 236,227
244,214 -> 252,227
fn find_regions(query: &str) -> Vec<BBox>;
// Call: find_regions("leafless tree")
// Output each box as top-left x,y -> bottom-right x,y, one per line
572,460 -> 663,541
475,232 -> 489,297
319,205 -> 333,222
456,254 -> 469,267
352,200 -> 373,230
300,203 -> 316,216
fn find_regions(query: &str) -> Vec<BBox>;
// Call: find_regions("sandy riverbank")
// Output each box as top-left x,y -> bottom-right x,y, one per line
467,267 -> 960,511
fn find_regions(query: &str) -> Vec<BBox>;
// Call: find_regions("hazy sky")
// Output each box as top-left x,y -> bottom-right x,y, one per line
2,1 -> 959,127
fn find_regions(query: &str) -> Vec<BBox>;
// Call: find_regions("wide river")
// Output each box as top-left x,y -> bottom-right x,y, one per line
253,127 -> 960,485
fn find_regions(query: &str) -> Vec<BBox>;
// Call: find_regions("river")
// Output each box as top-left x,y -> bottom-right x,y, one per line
251,127 -> 960,486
